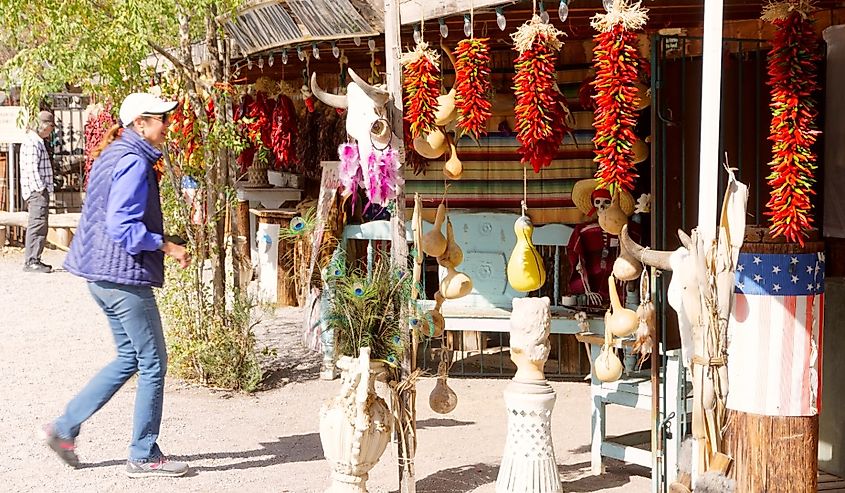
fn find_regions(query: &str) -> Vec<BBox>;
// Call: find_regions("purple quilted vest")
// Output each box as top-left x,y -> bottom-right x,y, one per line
64,129 -> 165,287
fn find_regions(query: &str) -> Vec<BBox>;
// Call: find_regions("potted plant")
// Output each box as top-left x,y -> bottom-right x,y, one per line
318,250 -> 412,493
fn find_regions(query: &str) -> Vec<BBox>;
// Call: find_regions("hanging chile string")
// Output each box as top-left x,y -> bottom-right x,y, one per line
453,0 -> 492,140
762,1 -> 821,246
511,6 -> 568,173
590,0 -> 648,193
402,16 -> 441,140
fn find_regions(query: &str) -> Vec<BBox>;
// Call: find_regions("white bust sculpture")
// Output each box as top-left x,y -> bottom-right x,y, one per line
509,297 -> 552,382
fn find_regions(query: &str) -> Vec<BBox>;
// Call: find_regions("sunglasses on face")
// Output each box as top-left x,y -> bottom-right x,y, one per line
143,113 -> 171,124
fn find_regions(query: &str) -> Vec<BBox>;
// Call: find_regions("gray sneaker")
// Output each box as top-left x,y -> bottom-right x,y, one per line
126,456 -> 189,478
42,423 -> 80,468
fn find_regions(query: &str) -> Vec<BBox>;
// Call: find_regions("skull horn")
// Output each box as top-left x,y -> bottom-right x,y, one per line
347,68 -> 389,106
310,72 -> 347,109
619,224 -> 674,271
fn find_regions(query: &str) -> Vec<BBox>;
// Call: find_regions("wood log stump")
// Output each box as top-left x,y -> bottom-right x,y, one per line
722,411 -> 818,492
723,226 -> 824,492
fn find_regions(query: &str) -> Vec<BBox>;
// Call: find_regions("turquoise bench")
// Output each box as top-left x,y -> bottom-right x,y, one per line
341,211 -> 605,335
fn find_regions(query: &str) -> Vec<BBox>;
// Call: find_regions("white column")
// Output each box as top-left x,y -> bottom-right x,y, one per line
697,0 -> 725,243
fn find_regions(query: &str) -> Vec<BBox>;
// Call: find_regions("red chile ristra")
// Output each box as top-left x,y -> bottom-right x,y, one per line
454,38 -> 493,140
513,33 -> 569,173
591,24 -> 644,193
764,10 -> 821,246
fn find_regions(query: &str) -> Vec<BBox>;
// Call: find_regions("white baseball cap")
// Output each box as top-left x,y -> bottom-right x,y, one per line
119,92 -> 178,127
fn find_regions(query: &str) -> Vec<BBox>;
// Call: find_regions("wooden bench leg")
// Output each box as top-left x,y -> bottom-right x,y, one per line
590,344 -> 606,476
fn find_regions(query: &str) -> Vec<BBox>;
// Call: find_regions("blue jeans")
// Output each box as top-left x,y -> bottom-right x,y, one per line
53,281 -> 168,462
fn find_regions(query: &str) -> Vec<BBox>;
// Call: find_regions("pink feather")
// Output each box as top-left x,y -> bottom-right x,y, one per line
338,143 -> 361,196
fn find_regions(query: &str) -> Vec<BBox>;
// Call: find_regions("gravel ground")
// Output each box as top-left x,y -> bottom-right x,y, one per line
1,247 -> 651,493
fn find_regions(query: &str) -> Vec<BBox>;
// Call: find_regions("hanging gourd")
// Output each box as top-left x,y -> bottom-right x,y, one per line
507,215 -> 546,293
591,0 -> 649,193
605,273 -> 638,337
438,219 -> 464,269
429,361 -> 459,414
613,224 -> 644,282
597,192 -> 629,236
512,15 -> 569,173
595,327 -> 624,383
402,40 -> 441,140
443,134 -> 463,180
762,1 -> 821,246
422,201 -> 448,257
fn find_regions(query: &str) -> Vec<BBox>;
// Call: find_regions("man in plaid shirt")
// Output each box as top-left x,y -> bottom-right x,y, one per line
20,110 -> 55,273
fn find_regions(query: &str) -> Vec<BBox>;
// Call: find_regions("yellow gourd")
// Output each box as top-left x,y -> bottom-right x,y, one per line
606,274 -> 638,337
507,216 -> 546,292
422,203 -> 448,257
598,192 -> 629,236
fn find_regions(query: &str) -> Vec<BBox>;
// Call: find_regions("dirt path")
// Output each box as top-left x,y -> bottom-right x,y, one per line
0,247 -> 650,492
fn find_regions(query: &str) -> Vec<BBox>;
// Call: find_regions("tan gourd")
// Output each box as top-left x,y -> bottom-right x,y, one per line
428,291 -> 446,338
612,235 -> 643,282
443,135 -> 463,180
429,362 -> 458,414
440,266 -> 473,299
434,88 -> 458,126
595,325 -> 624,383
422,203 -> 448,257
434,42 -> 460,127
606,274 -> 639,337
598,192 -> 628,235
413,128 -> 448,159
437,219 -> 463,269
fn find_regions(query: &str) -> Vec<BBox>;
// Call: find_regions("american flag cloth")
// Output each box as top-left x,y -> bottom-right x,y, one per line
727,251 -> 825,417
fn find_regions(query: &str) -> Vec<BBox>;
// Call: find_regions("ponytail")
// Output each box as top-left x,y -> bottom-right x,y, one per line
91,124 -> 123,159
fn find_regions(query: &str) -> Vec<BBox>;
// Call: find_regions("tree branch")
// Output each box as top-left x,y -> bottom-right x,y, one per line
147,40 -> 210,92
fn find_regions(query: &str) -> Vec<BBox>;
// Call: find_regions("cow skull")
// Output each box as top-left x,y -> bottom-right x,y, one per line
619,224 -> 701,368
310,68 -> 392,166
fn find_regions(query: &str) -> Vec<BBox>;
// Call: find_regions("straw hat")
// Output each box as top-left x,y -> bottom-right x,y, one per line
632,138 -> 649,164
572,178 -> 636,217
634,82 -> 651,111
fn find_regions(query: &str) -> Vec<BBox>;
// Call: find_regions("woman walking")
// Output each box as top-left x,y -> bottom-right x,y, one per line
45,93 -> 191,478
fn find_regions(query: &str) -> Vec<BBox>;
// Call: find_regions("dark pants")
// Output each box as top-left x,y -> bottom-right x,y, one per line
24,189 -> 49,265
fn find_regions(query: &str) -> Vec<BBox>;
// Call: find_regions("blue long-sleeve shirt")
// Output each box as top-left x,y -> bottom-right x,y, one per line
105,154 -> 163,255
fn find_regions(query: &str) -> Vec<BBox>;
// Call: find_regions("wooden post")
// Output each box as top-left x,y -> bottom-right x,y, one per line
383,0 -> 415,491
236,200 -> 252,289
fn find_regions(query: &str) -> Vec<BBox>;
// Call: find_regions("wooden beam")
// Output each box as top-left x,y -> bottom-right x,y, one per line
0,212 -> 80,229
385,0 -> 415,492
399,0 -> 517,26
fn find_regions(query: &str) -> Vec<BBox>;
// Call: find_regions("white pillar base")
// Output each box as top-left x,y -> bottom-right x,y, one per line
496,379 -> 562,493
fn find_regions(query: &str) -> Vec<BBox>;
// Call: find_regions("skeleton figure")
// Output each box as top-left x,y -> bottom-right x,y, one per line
567,180 -> 637,306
